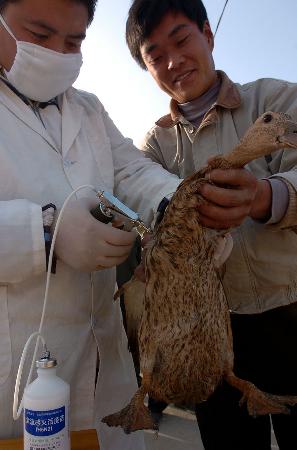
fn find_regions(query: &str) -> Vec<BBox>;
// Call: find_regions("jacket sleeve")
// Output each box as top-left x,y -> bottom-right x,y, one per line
100,107 -> 181,225
262,79 -> 297,229
140,129 -> 168,166
267,178 -> 297,230
0,199 -> 46,283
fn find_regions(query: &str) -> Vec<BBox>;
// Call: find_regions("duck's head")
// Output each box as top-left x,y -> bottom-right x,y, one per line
161,111 -> 297,228
209,111 -> 297,170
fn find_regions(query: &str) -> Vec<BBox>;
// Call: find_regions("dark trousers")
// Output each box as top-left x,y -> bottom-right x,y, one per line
195,302 -> 297,450
148,397 -> 168,414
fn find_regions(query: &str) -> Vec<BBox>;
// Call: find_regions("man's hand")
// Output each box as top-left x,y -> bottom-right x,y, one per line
54,198 -> 136,272
198,168 -> 272,229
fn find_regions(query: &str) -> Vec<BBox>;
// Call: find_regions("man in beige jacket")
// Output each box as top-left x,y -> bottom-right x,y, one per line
126,0 -> 297,448
0,1 -> 183,449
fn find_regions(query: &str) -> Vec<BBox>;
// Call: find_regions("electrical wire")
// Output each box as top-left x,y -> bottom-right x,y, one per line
214,0 -> 229,38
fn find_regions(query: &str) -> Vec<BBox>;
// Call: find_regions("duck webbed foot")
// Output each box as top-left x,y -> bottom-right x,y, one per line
102,385 -> 158,434
225,372 -> 297,416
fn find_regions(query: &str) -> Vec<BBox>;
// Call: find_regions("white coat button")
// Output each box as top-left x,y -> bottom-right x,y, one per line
188,126 -> 195,134
63,159 -> 76,168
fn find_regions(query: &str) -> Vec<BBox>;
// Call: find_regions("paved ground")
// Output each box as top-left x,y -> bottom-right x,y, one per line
144,405 -> 202,450
144,405 -> 279,450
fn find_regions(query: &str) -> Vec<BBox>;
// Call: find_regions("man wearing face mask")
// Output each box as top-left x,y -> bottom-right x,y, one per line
0,0 -> 182,449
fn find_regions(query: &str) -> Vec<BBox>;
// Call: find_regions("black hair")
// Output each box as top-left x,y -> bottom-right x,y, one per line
0,0 -> 98,25
126,0 -> 208,70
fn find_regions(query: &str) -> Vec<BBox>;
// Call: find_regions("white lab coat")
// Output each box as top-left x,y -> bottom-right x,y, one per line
0,82 -> 180,449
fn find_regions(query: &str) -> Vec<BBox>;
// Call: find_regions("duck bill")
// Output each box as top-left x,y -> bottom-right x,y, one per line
279,121 -> 297,148
279,132 -> 297,148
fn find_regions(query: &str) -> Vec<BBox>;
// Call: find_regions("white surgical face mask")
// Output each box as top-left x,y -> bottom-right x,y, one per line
0,14 -> 83,101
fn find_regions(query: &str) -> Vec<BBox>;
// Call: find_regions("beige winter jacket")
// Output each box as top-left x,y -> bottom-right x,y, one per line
141,71 -> 297,314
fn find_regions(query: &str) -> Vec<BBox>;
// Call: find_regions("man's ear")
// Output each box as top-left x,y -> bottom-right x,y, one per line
203,20 -> 214,51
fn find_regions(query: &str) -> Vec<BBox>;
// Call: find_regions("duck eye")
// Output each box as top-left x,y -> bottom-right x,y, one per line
263,114 -> 273,123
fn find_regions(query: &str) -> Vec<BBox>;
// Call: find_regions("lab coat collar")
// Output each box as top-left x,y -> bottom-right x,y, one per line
0,80 -> 59,152
0,81 -> 83,157
61,88 -> 83,158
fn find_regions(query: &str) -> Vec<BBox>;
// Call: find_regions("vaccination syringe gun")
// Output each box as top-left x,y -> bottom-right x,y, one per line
91,190 -> 151,238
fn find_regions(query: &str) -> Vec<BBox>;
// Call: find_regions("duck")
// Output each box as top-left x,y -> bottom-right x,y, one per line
103,111 -> 297,434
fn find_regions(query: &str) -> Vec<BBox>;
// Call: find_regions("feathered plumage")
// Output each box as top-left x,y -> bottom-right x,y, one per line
103,111 -> 297,433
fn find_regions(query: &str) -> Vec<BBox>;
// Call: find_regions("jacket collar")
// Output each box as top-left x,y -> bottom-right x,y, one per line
156,70 -> 242,129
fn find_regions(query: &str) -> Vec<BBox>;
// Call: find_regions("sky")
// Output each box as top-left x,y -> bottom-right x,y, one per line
74,0 -> 297,145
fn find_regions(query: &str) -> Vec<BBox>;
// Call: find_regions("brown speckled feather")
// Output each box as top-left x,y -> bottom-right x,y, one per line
103,112 -> 297,433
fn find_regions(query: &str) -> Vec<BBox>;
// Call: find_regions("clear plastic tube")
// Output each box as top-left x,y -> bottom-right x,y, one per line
13,184 -> 97,420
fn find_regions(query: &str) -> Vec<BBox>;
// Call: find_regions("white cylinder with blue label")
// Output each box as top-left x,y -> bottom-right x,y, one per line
23,352 -> 70,450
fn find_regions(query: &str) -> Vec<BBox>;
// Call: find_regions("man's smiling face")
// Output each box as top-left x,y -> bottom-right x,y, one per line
140,11 -> 217,103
